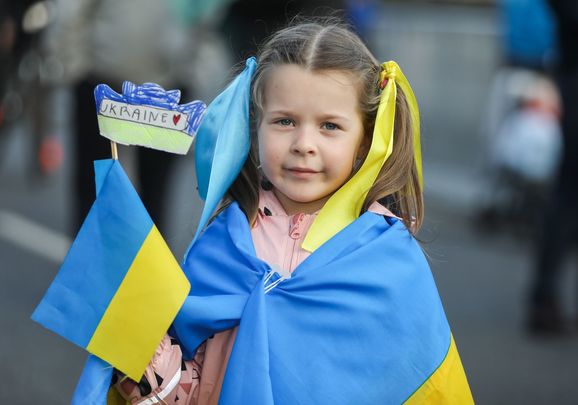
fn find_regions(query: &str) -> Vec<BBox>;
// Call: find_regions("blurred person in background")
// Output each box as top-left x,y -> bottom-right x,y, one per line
44,0 -> 229,234
0,3 -> 18,114
476,0 -> 561,236
0,1 -> 35,129
0,0 -> 57,176
528,0 -> 578,334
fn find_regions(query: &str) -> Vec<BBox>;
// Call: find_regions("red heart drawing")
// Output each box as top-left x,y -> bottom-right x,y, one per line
173,114 -> 181,125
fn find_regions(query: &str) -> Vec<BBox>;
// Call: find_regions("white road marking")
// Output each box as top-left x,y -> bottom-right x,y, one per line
0,209 -> 70,264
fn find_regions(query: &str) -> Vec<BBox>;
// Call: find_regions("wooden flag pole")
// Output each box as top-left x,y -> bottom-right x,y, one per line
110,141 -> 118,160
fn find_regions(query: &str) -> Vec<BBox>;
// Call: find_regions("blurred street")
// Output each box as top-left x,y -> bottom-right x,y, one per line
2,1 -> 578,404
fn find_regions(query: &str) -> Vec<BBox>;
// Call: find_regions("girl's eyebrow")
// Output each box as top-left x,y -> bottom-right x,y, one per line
266,110 -> 351,122
320,114 -> 350,122
266,109 -> 293,116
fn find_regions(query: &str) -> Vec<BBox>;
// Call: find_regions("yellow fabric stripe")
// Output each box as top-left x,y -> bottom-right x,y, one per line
87,225 -> 190,380
302,64 -> 396,252
404,335 -> 474,404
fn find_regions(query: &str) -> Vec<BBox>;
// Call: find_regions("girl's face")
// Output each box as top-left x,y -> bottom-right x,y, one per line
258,64 -> 367,215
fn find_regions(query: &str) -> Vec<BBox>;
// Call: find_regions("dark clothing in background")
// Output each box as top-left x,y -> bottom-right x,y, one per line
220,0 -> 345,59
532,74 -> 578,302
548,0 -> 578,71
530,0 -> 578,330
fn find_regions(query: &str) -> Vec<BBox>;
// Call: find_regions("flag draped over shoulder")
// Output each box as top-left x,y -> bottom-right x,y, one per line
172,202 -> 473,404
32,159 -> 190,382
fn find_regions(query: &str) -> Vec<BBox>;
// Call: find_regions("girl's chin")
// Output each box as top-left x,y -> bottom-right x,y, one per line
272,189 -> 333,214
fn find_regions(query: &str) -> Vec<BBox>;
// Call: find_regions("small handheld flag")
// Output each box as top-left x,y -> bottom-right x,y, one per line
32,159 -> 190,380
94,82 -> 206,155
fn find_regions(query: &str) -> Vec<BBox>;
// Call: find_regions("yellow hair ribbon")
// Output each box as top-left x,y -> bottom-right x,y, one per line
302,61 -> 422,252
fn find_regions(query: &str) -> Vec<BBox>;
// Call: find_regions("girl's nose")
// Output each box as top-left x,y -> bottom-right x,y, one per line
291,126 -> 316,155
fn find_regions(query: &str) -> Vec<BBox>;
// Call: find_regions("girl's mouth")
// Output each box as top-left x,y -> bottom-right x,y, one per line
286,167 -> 319,178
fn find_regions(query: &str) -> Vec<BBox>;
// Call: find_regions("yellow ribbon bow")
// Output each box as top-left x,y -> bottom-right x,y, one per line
302,61 -> 423,252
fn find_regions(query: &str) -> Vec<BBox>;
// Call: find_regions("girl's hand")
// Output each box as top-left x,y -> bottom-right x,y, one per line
112,334 -> 196,404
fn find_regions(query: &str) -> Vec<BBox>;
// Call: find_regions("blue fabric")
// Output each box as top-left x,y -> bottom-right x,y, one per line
193,57 -> 257,242
71,355 -> 113,405
501,0 -> 558,66
32,159 -> 152,348
172,203 -> 451,404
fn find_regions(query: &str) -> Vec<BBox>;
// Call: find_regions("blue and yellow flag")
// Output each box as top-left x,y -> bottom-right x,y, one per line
32,159 -> 190,381
174,202 -> 473,404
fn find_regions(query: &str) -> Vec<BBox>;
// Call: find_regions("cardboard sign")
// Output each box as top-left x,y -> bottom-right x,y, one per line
94,82 -> 206,154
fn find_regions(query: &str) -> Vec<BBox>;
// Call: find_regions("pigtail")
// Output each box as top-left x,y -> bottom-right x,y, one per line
363,88 -> 424,234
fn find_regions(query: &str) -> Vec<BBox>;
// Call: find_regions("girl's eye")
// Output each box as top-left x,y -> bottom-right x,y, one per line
322,122 -> 339,130
276,118 -> 293,126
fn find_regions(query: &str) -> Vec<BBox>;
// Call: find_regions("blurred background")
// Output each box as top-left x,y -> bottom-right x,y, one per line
1,0 -> 577,403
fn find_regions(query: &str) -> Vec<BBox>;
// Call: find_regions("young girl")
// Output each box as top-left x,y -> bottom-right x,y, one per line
112,20 -> 473,404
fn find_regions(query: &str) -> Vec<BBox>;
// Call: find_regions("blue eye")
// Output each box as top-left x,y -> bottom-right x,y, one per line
276,118 -> 293,126
322,122 -> 339,130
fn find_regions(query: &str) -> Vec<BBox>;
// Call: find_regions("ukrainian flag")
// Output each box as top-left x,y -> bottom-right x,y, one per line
32,159 -> 190,381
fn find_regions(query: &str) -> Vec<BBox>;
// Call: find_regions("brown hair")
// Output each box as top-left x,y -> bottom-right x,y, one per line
223,18 -> 423,234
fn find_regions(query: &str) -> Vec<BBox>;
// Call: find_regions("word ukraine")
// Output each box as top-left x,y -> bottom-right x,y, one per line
99,99 -> 188,131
